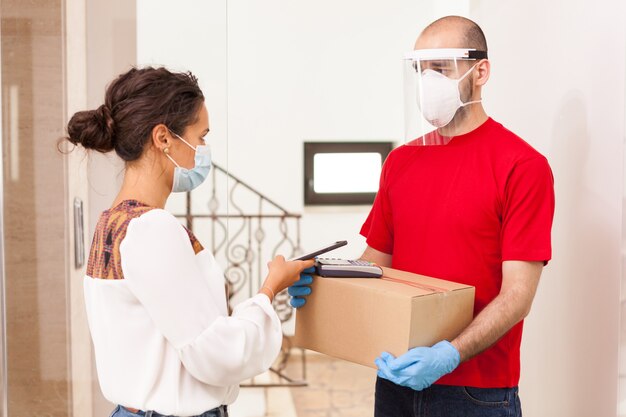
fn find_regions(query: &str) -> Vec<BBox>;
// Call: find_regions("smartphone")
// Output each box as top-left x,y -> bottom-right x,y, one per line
289,240 -> 348,261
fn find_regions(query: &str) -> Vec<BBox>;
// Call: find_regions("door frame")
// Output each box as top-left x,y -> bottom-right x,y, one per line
0,11 -> 9,417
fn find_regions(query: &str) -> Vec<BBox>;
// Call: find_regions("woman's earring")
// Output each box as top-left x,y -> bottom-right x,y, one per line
163,147 -> 170,154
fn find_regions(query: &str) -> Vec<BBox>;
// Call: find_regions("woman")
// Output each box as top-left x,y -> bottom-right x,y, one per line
65,67 -> 314,417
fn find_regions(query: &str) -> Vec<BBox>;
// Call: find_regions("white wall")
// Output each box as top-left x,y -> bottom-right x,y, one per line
227,1 -> 472,260
136,0 -> 231,244
470,1 -> 625,416
136,0 -> 229,213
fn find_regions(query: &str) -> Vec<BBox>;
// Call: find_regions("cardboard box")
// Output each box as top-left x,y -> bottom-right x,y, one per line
293,267 -> 475,368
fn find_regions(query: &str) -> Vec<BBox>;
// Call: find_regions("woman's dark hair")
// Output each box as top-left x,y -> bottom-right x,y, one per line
65,66 -> 204,162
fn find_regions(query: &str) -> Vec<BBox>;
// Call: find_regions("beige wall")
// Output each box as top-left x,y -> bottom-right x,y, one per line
86,0 -> 136,239
85,1 -> 137,414
65,0 -> 95,415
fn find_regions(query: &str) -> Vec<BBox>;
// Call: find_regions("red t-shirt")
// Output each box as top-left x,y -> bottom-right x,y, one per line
360,118 -> 554,388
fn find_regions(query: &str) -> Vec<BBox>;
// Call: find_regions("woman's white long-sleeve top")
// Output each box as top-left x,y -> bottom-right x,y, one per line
83,208 -> 282,416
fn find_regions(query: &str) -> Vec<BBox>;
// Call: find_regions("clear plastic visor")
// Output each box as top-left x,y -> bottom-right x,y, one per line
403,48 -> 486,146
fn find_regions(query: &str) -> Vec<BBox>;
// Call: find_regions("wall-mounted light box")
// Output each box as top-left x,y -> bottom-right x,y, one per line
304,142 -> 394,205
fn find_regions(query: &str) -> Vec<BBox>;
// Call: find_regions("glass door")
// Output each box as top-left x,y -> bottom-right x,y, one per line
0,20 -> 6,413
620,38 -> 626,415
1,0 -> 74,415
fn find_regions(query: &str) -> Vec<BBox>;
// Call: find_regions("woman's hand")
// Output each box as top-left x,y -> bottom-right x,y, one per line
260,256 -> 316,301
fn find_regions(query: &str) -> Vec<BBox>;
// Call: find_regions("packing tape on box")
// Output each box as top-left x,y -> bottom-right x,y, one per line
380,276 -> 449,293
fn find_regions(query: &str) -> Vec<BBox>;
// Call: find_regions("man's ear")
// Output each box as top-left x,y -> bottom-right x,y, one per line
475,59 -> 490,87
151,124 -> 171,152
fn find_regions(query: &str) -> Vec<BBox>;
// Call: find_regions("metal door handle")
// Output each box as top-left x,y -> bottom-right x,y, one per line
73,198 -> 85,269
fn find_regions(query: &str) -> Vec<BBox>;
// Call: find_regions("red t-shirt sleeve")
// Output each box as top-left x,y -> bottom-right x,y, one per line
360,159 -> 394,255
501,156 -> 555,264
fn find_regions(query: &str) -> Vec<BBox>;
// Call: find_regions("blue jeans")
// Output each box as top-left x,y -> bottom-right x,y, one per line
110,404 -> 228,417
375,376 -> 522,417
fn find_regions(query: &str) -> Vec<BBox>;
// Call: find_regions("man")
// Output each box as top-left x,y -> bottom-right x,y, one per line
290,15 -> 554,417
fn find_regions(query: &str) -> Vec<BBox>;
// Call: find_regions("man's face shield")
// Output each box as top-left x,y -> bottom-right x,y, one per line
403,48 -> 487,146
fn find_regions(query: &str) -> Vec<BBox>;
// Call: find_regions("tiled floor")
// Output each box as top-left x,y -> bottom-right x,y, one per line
230,349 -> 376,417
285,351 -> 376,417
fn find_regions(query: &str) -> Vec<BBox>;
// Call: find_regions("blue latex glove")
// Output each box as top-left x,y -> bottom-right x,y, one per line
288,267 -> 316,308
374,341 -> 460,391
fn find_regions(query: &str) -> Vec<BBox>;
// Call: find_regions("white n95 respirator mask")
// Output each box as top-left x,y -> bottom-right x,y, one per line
418,64 -> 481,128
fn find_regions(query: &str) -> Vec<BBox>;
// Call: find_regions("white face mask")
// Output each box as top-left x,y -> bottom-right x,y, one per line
418,64 -> 481,128
165,132 -> 212,193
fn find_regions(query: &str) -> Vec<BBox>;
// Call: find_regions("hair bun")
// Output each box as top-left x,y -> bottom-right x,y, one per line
66,105 -> 116,152
64,66 -> 204,161
95,104 -> 115,138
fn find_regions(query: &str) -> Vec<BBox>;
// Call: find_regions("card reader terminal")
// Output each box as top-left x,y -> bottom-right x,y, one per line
315,258 -> 383,278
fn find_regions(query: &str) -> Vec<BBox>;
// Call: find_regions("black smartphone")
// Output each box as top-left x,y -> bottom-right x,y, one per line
289,240 -> 348,261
